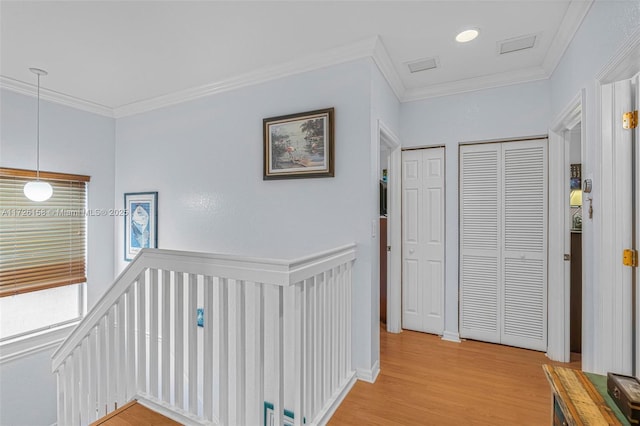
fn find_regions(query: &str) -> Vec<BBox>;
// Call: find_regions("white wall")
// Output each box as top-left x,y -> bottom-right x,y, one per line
114,59 -> 379,375
0,348 -> 58,426
549,0 -> 640,374
0,89 -> 116,426
400,80 -> 551,339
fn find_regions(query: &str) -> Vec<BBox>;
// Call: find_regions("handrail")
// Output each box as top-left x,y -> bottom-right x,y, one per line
51,244 -> 356,371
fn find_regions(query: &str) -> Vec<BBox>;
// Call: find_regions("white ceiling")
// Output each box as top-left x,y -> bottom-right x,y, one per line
0,1 -> 592,117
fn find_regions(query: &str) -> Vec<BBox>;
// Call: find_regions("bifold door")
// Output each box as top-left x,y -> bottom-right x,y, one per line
459,139 -> 548,351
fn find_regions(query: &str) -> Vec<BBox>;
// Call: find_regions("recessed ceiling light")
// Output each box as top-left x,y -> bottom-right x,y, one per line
456,29 -> 479,43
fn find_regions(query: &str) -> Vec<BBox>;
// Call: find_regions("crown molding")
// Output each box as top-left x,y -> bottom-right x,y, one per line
371,36 -> 405,101
0,76 -> 114,118
113,36 -> 379,118
595,26 -> 640,84
401,66 -> 549,102
542,0 -> 594,76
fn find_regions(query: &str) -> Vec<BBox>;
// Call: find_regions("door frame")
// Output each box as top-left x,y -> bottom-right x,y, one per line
548,90 -> 585,362
378,120 -> 402,333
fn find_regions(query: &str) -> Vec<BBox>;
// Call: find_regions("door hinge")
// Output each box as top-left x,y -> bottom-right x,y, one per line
564,254 -> 571,261
623,110 -> 638,129
623,249 -> 638,267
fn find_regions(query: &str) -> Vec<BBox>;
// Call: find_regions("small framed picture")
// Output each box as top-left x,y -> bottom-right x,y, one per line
263,107 -> 334,180
124,191 -> 158,261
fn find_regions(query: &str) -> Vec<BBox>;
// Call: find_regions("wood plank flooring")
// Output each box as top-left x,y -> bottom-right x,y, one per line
90,400 -> 181,426
330,327 -> 581,425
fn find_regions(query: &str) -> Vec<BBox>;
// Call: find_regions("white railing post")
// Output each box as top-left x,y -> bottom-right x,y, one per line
136,271 -> 147,394
161,269 -> 171,404
187,273 -> 198,415
126,287 -> 136,400
149,268 -> 159,398
107,305 -> 117,411
116,295 -> 127,407
174,271 -> 185,409
217,278 -> 229,425
203,275 -> 214,421
293,282 -> 305,426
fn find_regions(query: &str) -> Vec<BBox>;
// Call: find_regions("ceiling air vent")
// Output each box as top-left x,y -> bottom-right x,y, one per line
406,56 -> 439,73
498,34 -> 537,55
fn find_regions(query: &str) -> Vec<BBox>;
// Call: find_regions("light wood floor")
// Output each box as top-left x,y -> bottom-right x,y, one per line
330,327 -> 581,425
91,400 -> 180,426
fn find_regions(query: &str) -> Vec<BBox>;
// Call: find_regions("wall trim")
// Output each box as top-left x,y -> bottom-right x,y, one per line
0,322 -> 77,365
0,76 -> 114,118
356,360 -> 380,383
371,37 -> 405,101
113,37 -> 379,118
136,394 -> 212,425
441,331 -> 461,343
402,67 -> 549,102
313,372 -> 357,425
595,26 -> 640,84
542,0 -> 595,76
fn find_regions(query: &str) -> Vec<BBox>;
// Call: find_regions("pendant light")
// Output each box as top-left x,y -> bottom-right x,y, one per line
23,68 -> 53,202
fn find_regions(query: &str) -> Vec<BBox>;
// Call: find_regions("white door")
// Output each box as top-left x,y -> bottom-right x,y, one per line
460,139 -> 548,351
402,147 -> 445,334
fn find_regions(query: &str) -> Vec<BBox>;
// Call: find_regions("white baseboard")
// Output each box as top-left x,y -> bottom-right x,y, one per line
136,394 -> 212,426
356,359 -> 380,383
312,372 -> 357,425
441,331 -> 461,343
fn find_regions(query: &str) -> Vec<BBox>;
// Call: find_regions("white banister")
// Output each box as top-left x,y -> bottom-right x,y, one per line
53,244 -> 356,426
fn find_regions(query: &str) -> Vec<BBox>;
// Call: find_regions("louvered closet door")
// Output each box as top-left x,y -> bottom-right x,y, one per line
460,139 -> 548,351
501,140 -> 548,351
459,144 -> 502,344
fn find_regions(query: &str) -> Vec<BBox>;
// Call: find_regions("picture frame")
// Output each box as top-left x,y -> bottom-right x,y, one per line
263,107 -> 334,180
124,191 -> 158,261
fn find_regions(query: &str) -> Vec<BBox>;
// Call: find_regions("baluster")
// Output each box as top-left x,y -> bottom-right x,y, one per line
332,267 -> 338,390
97,316 -> 108,416
338,264 -> 345,380
217,278 -> 229,425
107,306 -> 117,409
314,274 -> 322,413
272,285 -> 284,426
248,282 -> 264,426
149,269 -> 159,398
137,271 -> 147,394
57,366 -> 65,426
232,280 -> 246,424
71,349 -> 80,425
323,271 -> 330,401
306,277 -> 315,419
88,327 -> 98,422
346,261 -> 352,372
126,287 -> 136,399
174,272 -> 185,409
161,270 -> 171,403
65,357 -> 73,424
80,338 -> 89,423
203,275 -> 214,421
117,296 -> 127,406
187,273 -> 198,415
293,282 -> 305,426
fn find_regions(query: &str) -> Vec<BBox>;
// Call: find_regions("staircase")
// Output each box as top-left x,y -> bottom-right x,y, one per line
51,244 -> 357,425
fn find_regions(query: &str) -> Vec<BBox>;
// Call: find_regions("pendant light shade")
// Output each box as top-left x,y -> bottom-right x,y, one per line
24,180 -> 53,201
24,67 -> 52,202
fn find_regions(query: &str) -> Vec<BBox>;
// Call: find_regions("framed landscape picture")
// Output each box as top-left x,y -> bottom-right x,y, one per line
263,107 -> 334,180
124,191 -> 158,261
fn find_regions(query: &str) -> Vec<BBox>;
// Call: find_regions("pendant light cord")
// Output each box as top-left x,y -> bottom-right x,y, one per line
36,72 -> 40,181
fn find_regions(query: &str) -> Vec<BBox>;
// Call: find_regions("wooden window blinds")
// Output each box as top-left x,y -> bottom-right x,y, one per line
0,168 -> 90,297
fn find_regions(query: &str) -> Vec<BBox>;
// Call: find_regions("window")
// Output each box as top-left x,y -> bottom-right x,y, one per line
0,167 -> 89,340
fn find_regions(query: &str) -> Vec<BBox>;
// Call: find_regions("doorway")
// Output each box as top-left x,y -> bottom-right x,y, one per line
378,121 -> 402,333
